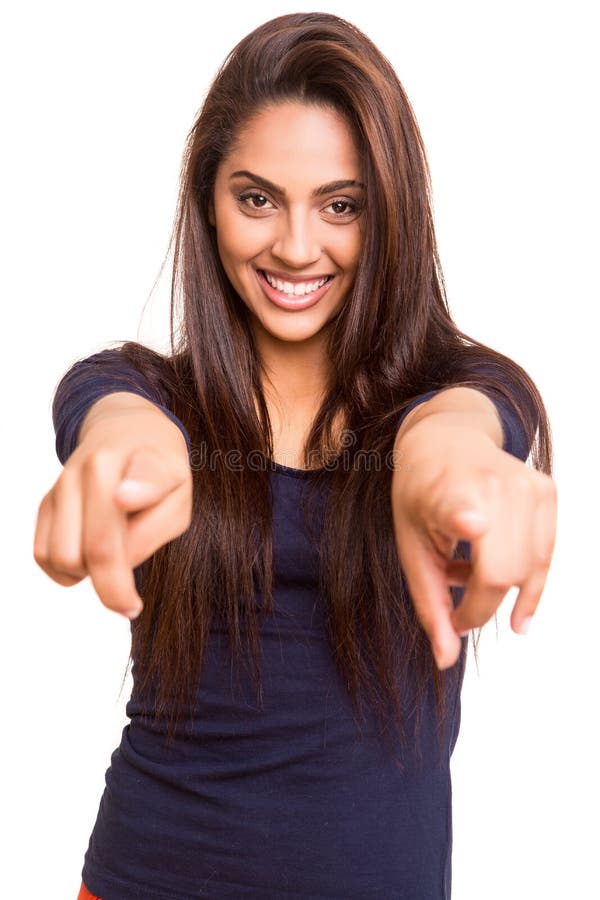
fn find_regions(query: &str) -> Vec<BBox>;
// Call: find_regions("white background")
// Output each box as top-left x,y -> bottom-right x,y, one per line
2,1 -> 598,898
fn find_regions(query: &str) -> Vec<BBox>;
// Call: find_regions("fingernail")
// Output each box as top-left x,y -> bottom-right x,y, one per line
458,510 -> 487,525
117,479 -> 147,495
436,654 -> 453,671
123,605 -> 143,620
434,646 -> 451,670
519,615 -> 533,635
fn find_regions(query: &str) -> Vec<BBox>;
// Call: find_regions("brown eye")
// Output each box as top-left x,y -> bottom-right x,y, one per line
325,198 -> 361,218
236,191 -> 274,211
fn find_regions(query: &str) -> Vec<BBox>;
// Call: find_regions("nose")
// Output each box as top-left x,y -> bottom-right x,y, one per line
271,207 -> 321,269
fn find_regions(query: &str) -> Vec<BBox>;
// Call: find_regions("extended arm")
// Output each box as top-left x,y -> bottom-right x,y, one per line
391,386 -> 556,670
35,356 -> 193,618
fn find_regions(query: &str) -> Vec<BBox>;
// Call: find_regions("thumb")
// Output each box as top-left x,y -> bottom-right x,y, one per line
114,447 -> 179,511
448,508 -> 489,537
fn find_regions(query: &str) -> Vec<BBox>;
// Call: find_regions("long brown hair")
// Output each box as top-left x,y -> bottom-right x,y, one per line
110,12 -> 551,759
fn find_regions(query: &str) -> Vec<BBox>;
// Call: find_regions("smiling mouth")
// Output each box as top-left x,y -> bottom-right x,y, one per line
255,268 -> 335,309
259,269 -> 334,296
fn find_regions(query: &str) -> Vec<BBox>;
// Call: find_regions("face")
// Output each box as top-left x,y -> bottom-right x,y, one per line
210,102 -> 364,349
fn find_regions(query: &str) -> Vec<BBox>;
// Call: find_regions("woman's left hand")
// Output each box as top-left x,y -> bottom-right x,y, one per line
390,415 -> 557,670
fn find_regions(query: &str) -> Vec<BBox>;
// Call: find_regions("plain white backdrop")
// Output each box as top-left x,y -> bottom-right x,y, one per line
3,1 -> 598,897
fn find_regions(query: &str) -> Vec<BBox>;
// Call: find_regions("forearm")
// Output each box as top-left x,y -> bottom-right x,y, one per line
395,387 -> 504,451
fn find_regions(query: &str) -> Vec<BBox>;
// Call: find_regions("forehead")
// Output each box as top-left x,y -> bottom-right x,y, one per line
221,102 -> 361,183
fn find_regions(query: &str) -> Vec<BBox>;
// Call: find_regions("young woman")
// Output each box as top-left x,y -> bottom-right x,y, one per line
35,12 -> 556,899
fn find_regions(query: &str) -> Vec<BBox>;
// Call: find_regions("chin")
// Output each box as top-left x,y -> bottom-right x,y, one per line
254,309 -> 336,343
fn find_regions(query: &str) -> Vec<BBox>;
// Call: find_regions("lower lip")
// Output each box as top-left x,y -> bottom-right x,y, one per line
256,269 -> 334,311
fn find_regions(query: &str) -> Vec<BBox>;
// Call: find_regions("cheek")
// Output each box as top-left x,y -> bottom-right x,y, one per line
217,214 -> 267,265
334,226 -> 362,271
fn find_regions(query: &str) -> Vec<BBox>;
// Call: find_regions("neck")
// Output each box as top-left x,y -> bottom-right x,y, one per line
255,329 -> 332,417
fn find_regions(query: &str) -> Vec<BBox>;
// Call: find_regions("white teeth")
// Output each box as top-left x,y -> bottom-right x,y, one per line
264,271 -> 329,295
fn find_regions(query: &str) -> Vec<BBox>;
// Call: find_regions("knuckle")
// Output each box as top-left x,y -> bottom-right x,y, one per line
35,489 -> 54,519
481,570 -> 512,592
51,549 -> 85,574
53,465 -> 79,499
52,571 -> 84,588
166,481 -> 194,535
43,485 -> 56,503
514,470 -> 534,496
531,469 -> 557,501
84,533 -> 119,566
533,545 -> 554,569
57,461 -> 79,482
33,544 -> 48,568
174,459 -> 193,483
53,471 -> 79,509
470,611 -> 493,630
480,469 -> 503,495
455,608 -> 479,630
457,598 -> 496,630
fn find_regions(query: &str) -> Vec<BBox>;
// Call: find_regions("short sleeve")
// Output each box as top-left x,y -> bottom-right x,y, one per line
483,392 -> 530,461
396,388 -> 530,461
396,390 -> 441,432
52,349 -> 191,465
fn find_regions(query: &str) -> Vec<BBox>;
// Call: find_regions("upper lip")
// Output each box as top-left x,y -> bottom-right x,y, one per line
258,268 -> 333,283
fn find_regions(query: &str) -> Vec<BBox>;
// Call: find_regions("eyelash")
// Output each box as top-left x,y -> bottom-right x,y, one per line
235,190 -> 362,219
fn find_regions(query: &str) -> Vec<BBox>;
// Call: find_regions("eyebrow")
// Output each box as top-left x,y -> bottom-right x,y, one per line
229,170 -> 366,198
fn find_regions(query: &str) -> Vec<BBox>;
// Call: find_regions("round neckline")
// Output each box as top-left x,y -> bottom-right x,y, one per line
269,459 -> 329,478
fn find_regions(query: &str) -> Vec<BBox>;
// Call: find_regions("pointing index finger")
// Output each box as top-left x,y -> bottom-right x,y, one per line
81,450 -> 143,618
398,526 -> 464,670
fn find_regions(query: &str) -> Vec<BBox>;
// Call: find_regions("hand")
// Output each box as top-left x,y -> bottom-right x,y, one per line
391,418 -> 557,669
33,396 -> 193,619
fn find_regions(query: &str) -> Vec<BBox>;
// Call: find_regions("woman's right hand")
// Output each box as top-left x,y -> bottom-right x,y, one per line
33,392 -> 193,619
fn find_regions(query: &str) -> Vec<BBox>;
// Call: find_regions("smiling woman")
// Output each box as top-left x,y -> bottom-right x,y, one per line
35,10 -> 555,900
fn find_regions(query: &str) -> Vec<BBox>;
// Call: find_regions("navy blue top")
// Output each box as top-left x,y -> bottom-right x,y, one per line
52,352 -> 530,899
